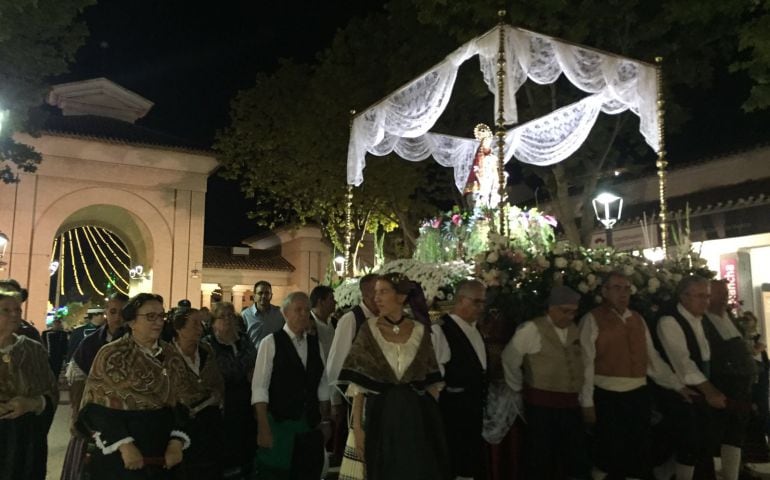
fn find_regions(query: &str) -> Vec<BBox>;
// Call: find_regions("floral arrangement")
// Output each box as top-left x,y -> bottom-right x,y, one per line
413,206 -> 485,263
333,258 -> 474,309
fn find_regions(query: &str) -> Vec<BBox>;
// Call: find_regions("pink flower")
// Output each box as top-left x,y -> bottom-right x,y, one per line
431,218 -> 442,229
543,215 -> 558,227
451,214 -> 462,226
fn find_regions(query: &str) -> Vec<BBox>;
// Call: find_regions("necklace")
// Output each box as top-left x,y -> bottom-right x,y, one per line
383,316 -> 405,334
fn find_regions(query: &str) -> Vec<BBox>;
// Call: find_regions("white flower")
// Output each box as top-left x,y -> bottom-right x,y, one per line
577,282 -> 590,294
630,284 -> 638,294
586,274 -> 597,286
536,255 -> 550,269
486,251 -> 499,263
672,273 -> 682,283
571,260 -> 584,271
594,295 -> 603,304
623,265 -> 635,276
552,242 -> 567,255
554,257 -> 568,269
647,278 -> 661,293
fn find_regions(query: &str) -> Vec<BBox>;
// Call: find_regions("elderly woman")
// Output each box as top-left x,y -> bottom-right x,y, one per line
0,288 -> 58,480
78,293 -> 190,479
202,302 -> 258,479
170,307 -> 226,479
338,273 -> 450,480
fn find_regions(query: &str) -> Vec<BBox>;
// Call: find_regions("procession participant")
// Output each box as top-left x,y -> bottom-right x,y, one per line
171,307 -> 226,480
702,279 -> 756,480
61,292 -> 128,480
0,288 -> 59,480
42,317 -> 69,376
0,279 -> 42,343
653,275 -> 727,480
309,285 -> 336,360
338,272 -> 449,480
78,293 -> 191,479
501,285 -> 589,479
579,271 -> 689,479
66,309 -> 102,361
252,292 -> 330,479
326,273 -> 379,464
203,302 -> 258,479
438,279 -> 488,480
242,281 -> 285,349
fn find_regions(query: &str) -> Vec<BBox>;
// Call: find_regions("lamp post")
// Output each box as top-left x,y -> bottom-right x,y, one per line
0,232 -> 8,271
592,192 -> 623,247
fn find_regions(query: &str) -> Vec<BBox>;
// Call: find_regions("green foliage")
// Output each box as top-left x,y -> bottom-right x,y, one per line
0,0 -> 95,182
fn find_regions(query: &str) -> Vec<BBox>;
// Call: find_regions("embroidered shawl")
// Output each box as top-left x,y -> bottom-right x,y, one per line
0,335 -> 58,403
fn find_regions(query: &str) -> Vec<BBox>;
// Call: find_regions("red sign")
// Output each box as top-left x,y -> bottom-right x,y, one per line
720,254 -> 739,308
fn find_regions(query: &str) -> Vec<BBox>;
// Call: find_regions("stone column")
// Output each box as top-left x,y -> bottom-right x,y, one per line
200,283 -> 218,310
231,285 -> 249,312
219,283 -> 233,304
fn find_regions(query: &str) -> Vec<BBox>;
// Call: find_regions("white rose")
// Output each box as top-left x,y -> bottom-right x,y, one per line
487,251 -> 500,263
623,265 -> 635,276
536,256 -> 550,269
571,260 -> 584,271
577,282 -> 590,294
672,273 -> 682,283
586,274 -> 597,286
554,257 -> 568,269
552,243 -> 566,255
647,278 -> 661,291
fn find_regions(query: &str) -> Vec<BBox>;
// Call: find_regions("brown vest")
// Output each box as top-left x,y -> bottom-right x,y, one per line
592,305 -> 648,378
523,317 -> 583,393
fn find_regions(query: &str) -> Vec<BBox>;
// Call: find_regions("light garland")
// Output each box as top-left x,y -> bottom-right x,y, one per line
102,228 -> 129,257
67,230 -> 84,295
83,226 -> 129,286
80,227 -> 129,295
93,227 -> 130,270
72,228 -> 105,296
59,234 -> 65,296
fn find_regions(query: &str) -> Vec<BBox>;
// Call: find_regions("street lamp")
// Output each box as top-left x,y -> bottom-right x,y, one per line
0,232 -> 8,271
333,255 -> 346,276
592,192 -> 623,247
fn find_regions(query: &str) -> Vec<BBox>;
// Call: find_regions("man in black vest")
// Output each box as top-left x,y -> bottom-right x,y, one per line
654,275 -> 727,480
703,279 -> 755,480
252,292 -> 331,479
439,279 -> 487,480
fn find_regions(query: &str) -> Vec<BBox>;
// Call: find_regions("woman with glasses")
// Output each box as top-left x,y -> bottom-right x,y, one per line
203,302 -> 258,479
0,288 -> 58,480
78,293 -> 191,479
170,306 -> 226,479
338,272 -> 450,480
61,292 -> 129,480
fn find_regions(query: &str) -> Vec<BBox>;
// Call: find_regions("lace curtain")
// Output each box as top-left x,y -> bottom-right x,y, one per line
347,25 -> 659,189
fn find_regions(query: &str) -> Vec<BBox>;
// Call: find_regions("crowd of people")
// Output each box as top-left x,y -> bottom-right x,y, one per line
0,271 -> 768,480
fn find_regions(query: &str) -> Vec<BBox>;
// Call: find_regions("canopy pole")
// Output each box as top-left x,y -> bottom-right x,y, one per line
495,9 -> 508,235
654,57 -> 668,258
345,110 -> 356,277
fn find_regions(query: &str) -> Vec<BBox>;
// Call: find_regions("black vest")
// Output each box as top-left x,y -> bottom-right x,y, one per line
702,314 -> 756,379
653,307 -> 710,379
268,329 -> 324,426
440,315 -> 486,396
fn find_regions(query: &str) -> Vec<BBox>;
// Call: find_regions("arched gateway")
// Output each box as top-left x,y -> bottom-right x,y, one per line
0,78 -> 218,328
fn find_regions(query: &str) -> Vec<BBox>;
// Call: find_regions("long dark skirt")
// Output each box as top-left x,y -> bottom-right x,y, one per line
61,435 -> 88,480
364,385 -> 451,480
177,405 -> 225,480
0,412 -> 50,480
221,383 -> 257,476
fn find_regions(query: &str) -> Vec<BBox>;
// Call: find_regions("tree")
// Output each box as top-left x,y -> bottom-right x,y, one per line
0,0 -> 95,182
216,0 -> 477,263
410,0 -> 769,245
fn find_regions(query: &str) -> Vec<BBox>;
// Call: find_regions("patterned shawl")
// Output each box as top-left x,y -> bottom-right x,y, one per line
0,334 -> 58,403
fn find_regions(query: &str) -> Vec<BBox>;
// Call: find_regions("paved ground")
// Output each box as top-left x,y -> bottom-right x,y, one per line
47,390 -> 71,480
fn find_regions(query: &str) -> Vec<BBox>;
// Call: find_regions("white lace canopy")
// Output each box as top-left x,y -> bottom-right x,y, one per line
347,25 -> 659,190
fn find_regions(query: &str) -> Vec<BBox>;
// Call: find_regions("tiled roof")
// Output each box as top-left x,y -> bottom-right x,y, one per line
41,113 -> 212,155
202,246 -> 295,272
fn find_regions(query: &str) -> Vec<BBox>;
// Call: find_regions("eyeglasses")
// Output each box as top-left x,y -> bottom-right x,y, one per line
136,312 -> 167,322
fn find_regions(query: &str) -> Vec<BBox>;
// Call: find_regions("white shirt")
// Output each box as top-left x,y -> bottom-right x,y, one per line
501,316 -> 567,393
657,303 -> 711,386
579,308 -> 683,408
251,324 -> 330,404
705,311 -> 742,341
448,313 -> 487,370
173,340 -> 201,375
326,303 -> 376,404
431,323 -> 451,375
311,310 -> 335,361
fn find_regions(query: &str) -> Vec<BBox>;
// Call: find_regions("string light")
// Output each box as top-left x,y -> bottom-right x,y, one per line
92,226 -> 130,270
83,226 -> 129,286
102,228 -> 129,257
67,230 -> 84,295
72,228 -> 105,296
59,234 -> 65,296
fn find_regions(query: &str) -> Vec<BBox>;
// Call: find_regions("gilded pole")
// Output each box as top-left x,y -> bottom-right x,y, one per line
345,109 -> 356,277
655,57 -> 668,258
495,9 -> 508,235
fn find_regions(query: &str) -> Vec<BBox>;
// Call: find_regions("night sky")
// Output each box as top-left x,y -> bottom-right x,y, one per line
57,0 -> 385,246
55,1 -> 770,247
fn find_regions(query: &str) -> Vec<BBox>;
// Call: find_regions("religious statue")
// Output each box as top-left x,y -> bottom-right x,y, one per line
464,123 -> 506,212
